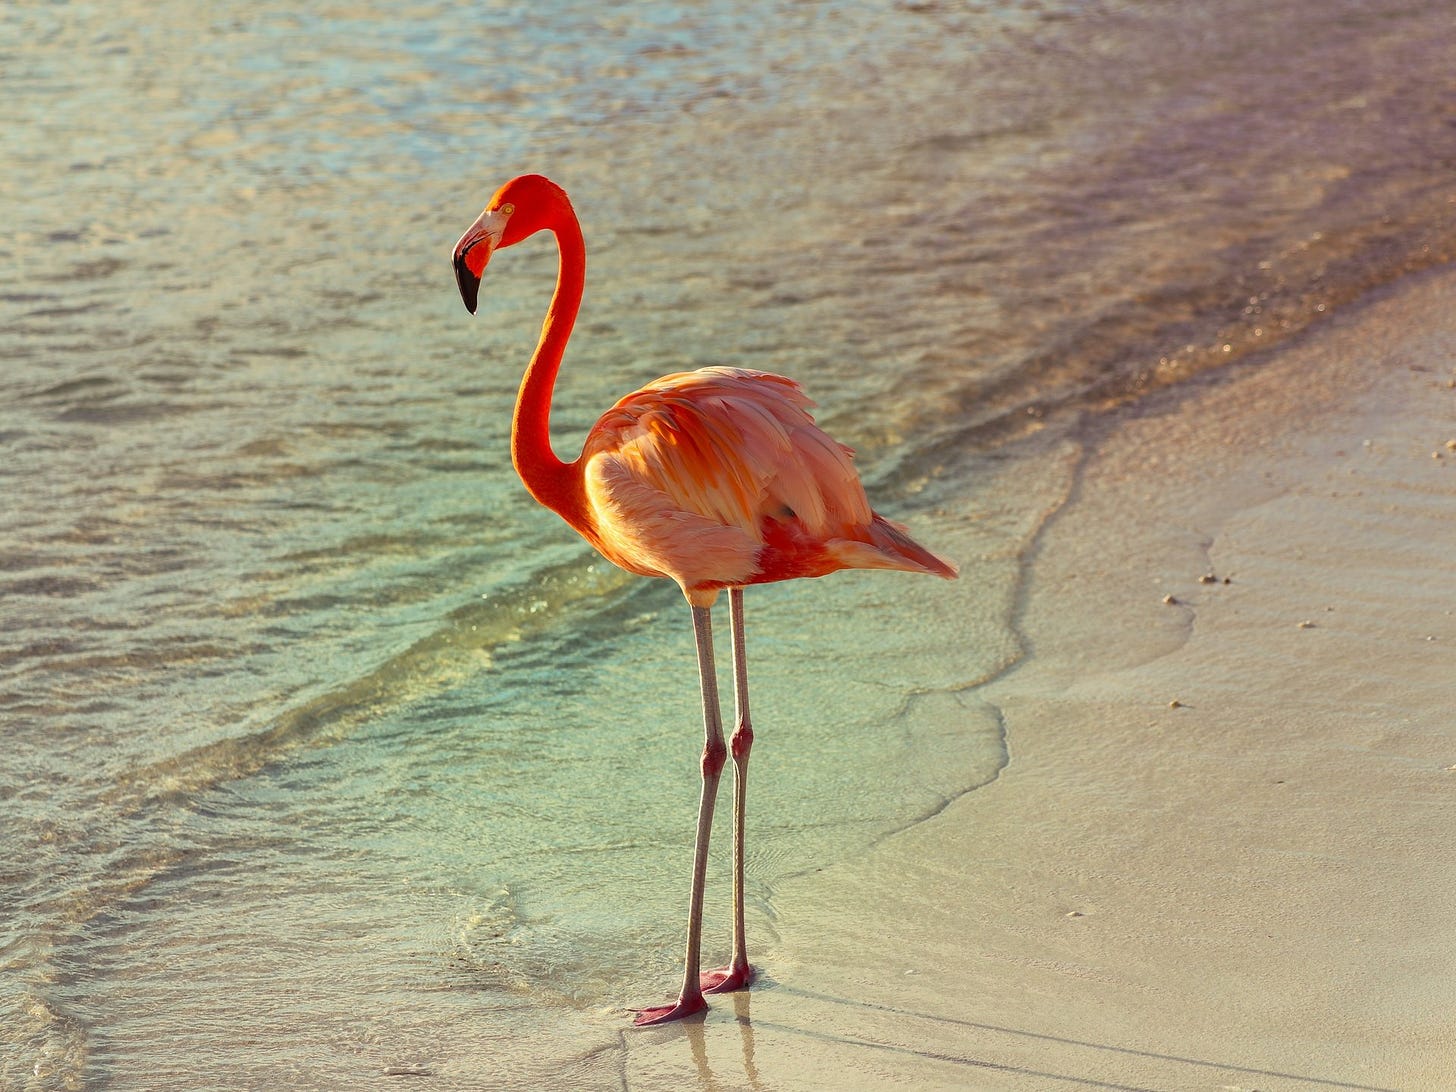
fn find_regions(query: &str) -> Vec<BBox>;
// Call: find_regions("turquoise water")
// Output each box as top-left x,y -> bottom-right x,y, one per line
5,0 -> 1455,1086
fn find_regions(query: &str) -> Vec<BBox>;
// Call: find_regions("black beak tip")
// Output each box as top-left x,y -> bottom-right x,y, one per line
453,253 -> 481,315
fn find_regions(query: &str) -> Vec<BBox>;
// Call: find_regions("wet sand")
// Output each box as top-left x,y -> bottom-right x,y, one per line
622,268 -> 1456,1089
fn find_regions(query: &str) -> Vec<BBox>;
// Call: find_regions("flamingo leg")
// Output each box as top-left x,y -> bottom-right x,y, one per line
703,587 -> 755,993
633,604 -> 726,1026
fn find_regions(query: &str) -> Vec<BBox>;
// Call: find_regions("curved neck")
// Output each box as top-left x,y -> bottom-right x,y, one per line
512,210 -> 587,527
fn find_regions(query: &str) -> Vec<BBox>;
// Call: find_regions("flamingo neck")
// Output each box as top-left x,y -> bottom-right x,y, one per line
512,208 -> 588,529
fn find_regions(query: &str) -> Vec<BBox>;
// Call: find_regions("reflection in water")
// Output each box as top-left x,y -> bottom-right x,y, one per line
730,991 -> 762,1089
669,990 -> 760,1092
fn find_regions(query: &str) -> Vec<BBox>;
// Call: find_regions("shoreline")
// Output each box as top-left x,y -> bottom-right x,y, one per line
622,268 -> 1456,1089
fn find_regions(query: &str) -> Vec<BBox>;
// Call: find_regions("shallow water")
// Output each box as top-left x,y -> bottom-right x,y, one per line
4,0 -> 1455,1086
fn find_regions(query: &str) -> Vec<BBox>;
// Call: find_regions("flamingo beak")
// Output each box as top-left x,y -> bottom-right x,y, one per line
452,206 -> 511,315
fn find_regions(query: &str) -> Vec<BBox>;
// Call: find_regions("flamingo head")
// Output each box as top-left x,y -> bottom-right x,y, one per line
452,174 -> 570,314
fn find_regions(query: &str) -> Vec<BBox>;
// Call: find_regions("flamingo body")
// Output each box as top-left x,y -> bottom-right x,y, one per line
452,174 -> 956,1025
580,365 -> 955,607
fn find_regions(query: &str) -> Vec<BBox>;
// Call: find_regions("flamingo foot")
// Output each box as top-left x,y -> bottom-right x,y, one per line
701,962 -> 755,994
631,992 -> 708,1027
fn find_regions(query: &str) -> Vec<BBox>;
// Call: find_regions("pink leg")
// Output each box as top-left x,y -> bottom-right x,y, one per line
703,587 -> 755,994
633,604 -> 726,1026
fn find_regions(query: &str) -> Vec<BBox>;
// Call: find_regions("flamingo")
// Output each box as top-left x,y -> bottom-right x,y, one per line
452,174 -> 957,1026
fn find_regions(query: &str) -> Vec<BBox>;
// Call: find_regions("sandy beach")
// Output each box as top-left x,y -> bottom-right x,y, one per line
620,270 -> 1456,1089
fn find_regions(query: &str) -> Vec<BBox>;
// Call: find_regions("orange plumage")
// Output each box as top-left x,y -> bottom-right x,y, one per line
580,366 -> 955,606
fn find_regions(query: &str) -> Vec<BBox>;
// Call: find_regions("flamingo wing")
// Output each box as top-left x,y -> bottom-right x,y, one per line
580,367 -> 953,604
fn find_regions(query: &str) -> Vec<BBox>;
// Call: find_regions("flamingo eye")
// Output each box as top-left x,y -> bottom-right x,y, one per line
498,202 -> 516,217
